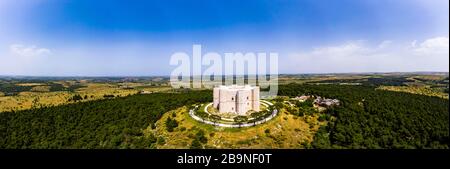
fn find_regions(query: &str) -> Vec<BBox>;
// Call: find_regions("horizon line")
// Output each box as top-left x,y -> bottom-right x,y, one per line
0,71 -> 448,78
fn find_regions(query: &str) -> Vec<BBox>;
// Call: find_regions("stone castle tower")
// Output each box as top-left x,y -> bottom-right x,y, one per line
213,85 -> 260,115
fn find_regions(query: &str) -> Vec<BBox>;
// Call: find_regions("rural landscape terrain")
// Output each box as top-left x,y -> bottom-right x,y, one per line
0,72 -> 448,149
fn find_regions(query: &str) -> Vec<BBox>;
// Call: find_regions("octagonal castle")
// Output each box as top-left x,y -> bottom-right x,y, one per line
213,85 -> 260,115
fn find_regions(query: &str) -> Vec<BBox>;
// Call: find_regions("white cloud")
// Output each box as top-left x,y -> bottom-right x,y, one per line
411,40 -> 417,48
285,37 -> 449,73
378,40 -> 392,49
413,37 -> 449,54
9,44 -> 52,57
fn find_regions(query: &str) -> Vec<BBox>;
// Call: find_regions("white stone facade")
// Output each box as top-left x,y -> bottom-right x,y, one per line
213,85 -> 260,115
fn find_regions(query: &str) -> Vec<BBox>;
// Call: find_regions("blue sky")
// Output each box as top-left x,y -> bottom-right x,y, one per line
0,0 -> 448,76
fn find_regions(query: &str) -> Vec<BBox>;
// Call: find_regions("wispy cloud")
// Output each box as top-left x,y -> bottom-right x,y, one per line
285,37 -> 449,73
413,37 -> 449,55
9,44 -> 52,57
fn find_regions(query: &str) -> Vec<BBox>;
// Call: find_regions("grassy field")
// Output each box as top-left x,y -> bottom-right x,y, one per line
146,105 -> 326,149
377,85 -> 448,99
0,91 -> 72,112
0,74 -> 184,112
278,74 -> 449,99
1,74 -> 447,112
278,74 -> 371,85
1,74 -> 447,111
0,83 -> 140,112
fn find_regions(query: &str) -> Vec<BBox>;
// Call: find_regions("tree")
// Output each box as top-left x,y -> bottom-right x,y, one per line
274,102 -> 284,110
69,94 -> 83,102
209,115 -> 221,125
250,112 -> 262,125
157,136 -> 166,145
190,139 -> 202,149
165,117 -> 178,132
234,116 -> 248,127
195,130 -> 208,144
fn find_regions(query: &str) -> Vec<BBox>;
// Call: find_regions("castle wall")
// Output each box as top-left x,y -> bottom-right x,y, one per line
213,87 -> 220,108
212,85 -> 260,115
252,87 -> 260,111
219,89 -> 236,113
236,90 -> 251,115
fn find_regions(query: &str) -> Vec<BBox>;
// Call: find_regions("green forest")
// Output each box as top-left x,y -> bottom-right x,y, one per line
0,91 -> 211,148
278,84 -> 449,149
308,76 -> 416,86
0,84 -> 448,149
0,82 -> 84,96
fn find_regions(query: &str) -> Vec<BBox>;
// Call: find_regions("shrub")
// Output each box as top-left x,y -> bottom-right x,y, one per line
190,139 -> 202,149
157,136 -> 165,145
165,117 -> 179,132
196,130 -> 208,144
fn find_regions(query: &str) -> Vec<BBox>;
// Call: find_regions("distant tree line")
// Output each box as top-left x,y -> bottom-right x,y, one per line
308,76 -> 416,86
0,82 -> 86,96
0,83 -> 33,96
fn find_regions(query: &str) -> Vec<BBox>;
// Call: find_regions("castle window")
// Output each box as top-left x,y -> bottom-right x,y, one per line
247,96 -> 249,100
232,97 -> 234,101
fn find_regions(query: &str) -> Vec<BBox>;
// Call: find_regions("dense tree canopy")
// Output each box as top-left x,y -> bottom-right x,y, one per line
0,82 -> 84,96
0,91 -> 211,148
307,76 -> 416,86
279,84 -> 449,149
0,84 -> 448,149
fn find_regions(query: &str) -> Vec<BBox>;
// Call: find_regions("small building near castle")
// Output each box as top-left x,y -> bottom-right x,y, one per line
213,85 -> 260,115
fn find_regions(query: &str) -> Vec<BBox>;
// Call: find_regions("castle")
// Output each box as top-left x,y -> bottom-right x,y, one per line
213,85 -> 260,115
